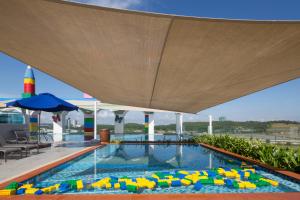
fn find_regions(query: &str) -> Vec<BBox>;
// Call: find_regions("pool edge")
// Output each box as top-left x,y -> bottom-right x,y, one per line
0,144 -> 105,189
199,143 -> 300,181
1,192 -> 299,200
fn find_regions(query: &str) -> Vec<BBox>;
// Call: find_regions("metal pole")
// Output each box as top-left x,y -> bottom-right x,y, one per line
94,101 -> 97,140
38,112 -> 41,144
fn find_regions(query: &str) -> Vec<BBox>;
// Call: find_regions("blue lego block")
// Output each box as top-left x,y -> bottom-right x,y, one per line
178,174 -> 186,179
120,182 -> 127,190
225,179 -> 233,187
171,180 -> 181,187
59,183 -> 70,192
35,190 -> 43,195
16,188 -> 26,195
194,182 -> 203,191
207,171 -> 217,177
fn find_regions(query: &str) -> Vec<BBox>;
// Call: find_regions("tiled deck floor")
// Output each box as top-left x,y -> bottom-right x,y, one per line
0,145 -> 85,183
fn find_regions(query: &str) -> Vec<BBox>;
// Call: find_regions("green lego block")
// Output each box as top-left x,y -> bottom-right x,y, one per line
158,181 -> 169,188
127,185 -> 137,193
5,182 -> 19,190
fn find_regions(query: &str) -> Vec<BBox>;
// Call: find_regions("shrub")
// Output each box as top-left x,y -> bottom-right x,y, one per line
192,135 -> 300,172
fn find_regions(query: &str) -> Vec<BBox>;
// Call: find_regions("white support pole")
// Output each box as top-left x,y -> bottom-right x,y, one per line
176,113 -> 183,140
176,144 -> 183,167
21,109 -> 30,132
94,101 -> 97,140
145,112 -> 155,141
209,153 -> 213,169
208,115 -> 213,135
114,110 -> 127,134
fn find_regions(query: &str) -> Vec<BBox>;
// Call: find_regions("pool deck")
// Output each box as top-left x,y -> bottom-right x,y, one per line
0,144 -> 101,185
0,142 -> 299,199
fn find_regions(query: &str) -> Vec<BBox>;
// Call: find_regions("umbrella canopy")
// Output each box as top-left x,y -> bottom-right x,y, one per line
6,93 -> 78,112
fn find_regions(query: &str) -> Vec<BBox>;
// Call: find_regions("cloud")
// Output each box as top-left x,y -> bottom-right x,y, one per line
68,0 -> 142,9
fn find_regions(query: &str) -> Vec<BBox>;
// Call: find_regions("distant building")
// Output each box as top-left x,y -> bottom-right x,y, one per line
0,110 -> 24,124
219,116 -> 227,121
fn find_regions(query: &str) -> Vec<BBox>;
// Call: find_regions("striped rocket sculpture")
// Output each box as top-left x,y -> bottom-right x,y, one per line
144,114 -> 149,133
84,113 -> 94,140
22,66 -> 35,98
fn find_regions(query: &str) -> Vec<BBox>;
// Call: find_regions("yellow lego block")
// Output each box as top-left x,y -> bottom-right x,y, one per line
165,175 -> 173,179
178,170 -> 189,175
260,178 -> 279,187
181,179 -> 192,186
225,171 -> 236,178
244,172 -> 250,178
152,174 -> 160,179
114,183 -> 120,189
105,183 -> 112,189
0,189 -> 16,196
237,182 -> 246,189
25,188 -> 39,194
217,168 -> 225,175
214,179 -> 225,185
19,184 -> 33,189
41,187 -> 50,193
202,171 -> 208,176
54,184 -> 60,190
76,180 -> 84,190
244,182 -> 256,189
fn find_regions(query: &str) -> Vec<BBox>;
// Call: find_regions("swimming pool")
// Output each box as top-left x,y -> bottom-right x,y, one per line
17,144 -> 299,195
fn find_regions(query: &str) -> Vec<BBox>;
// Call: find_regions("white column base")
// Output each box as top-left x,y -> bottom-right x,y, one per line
176,113 -> 183,140
53,112 -> 67,142
114,110 -> 127,134
145,112 -> 155,141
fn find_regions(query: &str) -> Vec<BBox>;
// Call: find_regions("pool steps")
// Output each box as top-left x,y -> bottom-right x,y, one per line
0,167 -> 279,195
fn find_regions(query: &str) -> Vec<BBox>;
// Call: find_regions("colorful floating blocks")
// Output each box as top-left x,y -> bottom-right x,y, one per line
194,182 -> 203,191
244,182 -> 256,189
77,180 -> 84,190
214,179 -> 225,185
0,189 -> 16,196
4,167 -> 282,196
171,180 -> 181,187
127,184 -> 138,193
5,182 -> 19,190
181,179 -> 192,186
158,180 -> 169,188
199,178 -> 214,185
25,188 -> 39,195
16,188 -> 26,195
259,178 -> 279,187
19,184 -> 33,189
114,183 -> 120,189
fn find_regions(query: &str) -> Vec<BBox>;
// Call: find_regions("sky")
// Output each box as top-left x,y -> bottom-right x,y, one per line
1,0 -> 300,124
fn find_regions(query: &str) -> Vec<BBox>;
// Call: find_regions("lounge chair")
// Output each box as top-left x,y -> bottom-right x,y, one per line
0,135 -> 39,156
0,147 -> 22,162
7,130 -> 51,148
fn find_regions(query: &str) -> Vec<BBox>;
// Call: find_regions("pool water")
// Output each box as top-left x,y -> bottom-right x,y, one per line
25,144 -> 300,194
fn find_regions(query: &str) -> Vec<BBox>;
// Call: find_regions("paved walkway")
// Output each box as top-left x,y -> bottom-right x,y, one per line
0,146 -> 84,183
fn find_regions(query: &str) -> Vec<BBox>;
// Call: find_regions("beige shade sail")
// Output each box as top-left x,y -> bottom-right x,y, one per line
1,0 -> 300,113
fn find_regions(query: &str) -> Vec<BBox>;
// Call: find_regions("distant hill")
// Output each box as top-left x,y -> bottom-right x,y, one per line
95,120 -> 300,135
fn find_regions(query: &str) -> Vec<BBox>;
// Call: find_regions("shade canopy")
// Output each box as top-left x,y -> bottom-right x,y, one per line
6,93 -> 78,112
1,0 -> 300,113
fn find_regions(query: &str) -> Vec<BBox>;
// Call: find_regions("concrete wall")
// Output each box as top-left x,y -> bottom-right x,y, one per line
0,124 -> 27,140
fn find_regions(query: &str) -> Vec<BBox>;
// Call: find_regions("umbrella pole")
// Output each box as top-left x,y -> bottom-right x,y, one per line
38,112 -> 41,144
